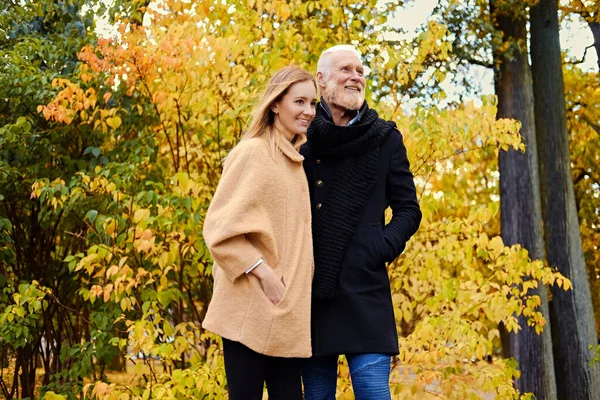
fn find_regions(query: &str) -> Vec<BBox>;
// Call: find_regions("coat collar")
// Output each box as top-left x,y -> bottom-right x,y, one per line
272,130 -> 305,163
318,97 -> 369,125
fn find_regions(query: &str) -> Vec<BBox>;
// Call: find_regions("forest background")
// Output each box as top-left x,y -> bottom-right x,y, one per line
1,0 -> 600,399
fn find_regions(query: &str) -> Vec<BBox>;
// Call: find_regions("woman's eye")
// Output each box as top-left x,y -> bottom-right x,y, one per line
311,102 -> 317,107
296,100 -> 304,104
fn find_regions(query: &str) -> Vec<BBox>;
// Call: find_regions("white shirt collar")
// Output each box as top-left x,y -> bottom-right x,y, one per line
347,110 -> 361,126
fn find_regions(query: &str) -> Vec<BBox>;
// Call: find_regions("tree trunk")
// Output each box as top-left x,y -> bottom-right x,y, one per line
530,0 -> 600,398
491,3 -> 557,398
17,345 -> 36,399
589,21 -> 600,71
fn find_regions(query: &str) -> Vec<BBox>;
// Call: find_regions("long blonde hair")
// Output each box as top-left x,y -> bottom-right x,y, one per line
240,66 -> 316,154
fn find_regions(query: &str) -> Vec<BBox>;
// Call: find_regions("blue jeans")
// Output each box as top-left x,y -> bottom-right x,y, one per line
302,353 -> 391,400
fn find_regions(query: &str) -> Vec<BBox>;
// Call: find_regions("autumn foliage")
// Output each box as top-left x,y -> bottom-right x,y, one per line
5,0 -> 599,399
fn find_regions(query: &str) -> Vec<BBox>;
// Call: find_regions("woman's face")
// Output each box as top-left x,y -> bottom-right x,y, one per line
272,80 -> 317,141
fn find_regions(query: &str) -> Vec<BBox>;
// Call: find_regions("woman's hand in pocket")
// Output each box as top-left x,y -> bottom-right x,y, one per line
251,262 -> 285,305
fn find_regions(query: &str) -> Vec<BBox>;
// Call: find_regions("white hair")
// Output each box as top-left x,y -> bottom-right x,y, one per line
317,45 -> 362,77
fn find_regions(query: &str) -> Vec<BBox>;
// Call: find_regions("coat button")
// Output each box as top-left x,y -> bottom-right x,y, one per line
316,159 -> 321,164
316,180 -> 323,187
316,203 -> 322,210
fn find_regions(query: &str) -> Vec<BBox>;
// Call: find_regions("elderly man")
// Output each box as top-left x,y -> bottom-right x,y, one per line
300,45 -> 422,399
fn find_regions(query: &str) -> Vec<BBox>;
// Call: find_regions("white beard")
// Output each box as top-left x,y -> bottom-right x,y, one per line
323,80 -> 364,111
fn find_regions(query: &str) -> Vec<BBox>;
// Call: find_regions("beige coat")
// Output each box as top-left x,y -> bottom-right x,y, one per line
202,134 -> 313,358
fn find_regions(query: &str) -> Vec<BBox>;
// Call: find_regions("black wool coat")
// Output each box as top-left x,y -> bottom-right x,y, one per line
301,104 -> 422,356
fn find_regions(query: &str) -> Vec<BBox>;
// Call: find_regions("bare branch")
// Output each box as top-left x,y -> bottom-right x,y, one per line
453,48 -> 493,69
566,44 -> 595,65
582,114 -> 600,136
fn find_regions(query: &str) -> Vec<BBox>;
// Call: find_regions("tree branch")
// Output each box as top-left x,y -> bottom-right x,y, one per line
571,0 -> 593,22
460,56 -> 494,69
566,44 -> 595,65
582,114 -> 600,136
453,47 -> 493,69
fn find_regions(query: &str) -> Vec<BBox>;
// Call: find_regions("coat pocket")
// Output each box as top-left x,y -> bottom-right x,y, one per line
369,222 -> 388,264
248,272 -> 290,309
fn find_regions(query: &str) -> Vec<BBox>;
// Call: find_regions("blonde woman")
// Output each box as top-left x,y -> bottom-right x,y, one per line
202,66 -> 317,400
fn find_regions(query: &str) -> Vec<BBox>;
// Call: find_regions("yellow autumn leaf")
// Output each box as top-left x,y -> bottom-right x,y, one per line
403,308 -> 412,323
106,115 -> 121,129
279,3 -> 291,19
133,209 -> 150,224
103,285 -> 112,302
137,239 -> 153,253
104,219 -> 117,235
158,252 -> 170,268
488,235 -> 504,256
120,297 -> 130,311
106,265 -> 119,279
263,21 -> 273,37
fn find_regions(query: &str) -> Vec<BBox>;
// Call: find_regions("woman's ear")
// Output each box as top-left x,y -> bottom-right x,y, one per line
271,104 -> 279,115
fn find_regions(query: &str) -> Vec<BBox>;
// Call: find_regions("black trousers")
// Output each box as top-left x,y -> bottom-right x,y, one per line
222,338 -> 303,400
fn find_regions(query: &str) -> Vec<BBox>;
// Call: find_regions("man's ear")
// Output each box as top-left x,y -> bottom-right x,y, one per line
316,71 -> 327,89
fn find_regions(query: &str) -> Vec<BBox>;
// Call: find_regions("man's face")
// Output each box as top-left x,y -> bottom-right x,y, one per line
320,51 -> 366,111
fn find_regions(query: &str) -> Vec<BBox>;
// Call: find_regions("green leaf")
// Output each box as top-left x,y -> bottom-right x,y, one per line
83,146 -> 101,157
86,209 -> 98,223
43,391 -> 68,400
157,290 -> 172,308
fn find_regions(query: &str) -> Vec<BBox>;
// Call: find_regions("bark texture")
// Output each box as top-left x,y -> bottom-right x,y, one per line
530,0 -> 600,398
590,22 -> 600,71
492,3 -> 557,398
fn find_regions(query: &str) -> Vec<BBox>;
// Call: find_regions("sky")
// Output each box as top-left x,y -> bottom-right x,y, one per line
391,0 -> 598,72
95,0 -> 599,104
390,0 -> 598,102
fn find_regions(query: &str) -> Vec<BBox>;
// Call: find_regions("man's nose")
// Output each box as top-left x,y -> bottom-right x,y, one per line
350,71 -> 364,82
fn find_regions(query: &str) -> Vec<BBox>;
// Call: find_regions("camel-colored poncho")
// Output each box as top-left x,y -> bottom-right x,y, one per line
202,134 -> 313,357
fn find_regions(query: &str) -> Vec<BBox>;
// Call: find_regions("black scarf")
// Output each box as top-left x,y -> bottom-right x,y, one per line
308,101 -> 396,299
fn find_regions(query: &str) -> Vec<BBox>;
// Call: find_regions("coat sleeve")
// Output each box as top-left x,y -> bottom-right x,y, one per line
203,141 -> 277,282
382,131 -> 422,262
